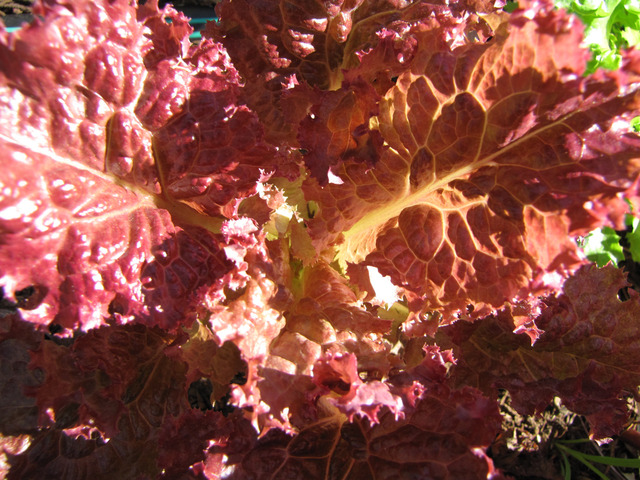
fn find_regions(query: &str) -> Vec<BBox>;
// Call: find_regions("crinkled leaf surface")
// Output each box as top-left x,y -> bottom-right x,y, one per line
222,350 -> 502,480
213,0 -> 502,90
157,409 -> 256,478
6,428 -> 158,480
260,262 -> 397,429
10,321 -> 257,478
0,312 -> 42,436
29,324 -> 187,438
209,0 -> 500,145
3,0 -> 640,478
437,264 -> 640,438
304,4 -> 640,318
0,0 -> 278,331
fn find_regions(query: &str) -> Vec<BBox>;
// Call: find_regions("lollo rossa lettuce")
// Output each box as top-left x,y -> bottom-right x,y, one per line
1,0 -> 640,478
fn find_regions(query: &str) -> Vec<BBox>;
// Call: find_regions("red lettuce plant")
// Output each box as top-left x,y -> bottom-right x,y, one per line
1,0 -> 640,478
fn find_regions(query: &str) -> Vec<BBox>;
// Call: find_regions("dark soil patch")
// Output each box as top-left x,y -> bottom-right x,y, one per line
1,1 -> 639,479
0,0 -> 32,16
489,391 -> 640,480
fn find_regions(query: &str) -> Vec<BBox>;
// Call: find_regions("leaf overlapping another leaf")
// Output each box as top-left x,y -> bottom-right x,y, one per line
208,0 -> 499,146
437,264 -> 640,438
0,0 -> 281,332
1,0 -> 640,477
221,349 -> 503,480
5,320 -> 258,479
257,262 -> 395,430
304,2 -> 640,320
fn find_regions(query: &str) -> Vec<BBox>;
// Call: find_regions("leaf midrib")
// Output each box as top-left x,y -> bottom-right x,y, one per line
336,93 -> 580,264
0,132 -> 224,235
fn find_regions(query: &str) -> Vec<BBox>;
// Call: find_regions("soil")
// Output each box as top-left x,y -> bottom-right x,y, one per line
491,391 -> 640,480
0,0 -> 32,16
1,1 -> 639,478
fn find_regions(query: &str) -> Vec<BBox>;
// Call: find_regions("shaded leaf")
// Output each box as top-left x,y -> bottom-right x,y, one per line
304,3 -> 640,319
438,264 -> 640,438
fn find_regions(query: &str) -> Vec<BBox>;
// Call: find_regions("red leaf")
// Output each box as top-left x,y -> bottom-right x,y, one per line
223,348 -> 502,479
298,79 -> 382,184
438,264 -> 640,438
0,0 -> 280,331
304,4 -> 640,319
3,0 -> 640,476
158,409 -> 255,477
0,313 -> 42,435
29,324 -> 187,437
313,352 -> 403,424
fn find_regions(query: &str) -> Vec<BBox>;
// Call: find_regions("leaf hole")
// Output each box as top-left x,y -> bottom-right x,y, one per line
324,379 -> 350,395
15,284 -> 47,310
108,297 -> 125,316
213,391 -> 235,416
48,323 -> 63,335
230,370 -> 247,385
188,378 -> 213,411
